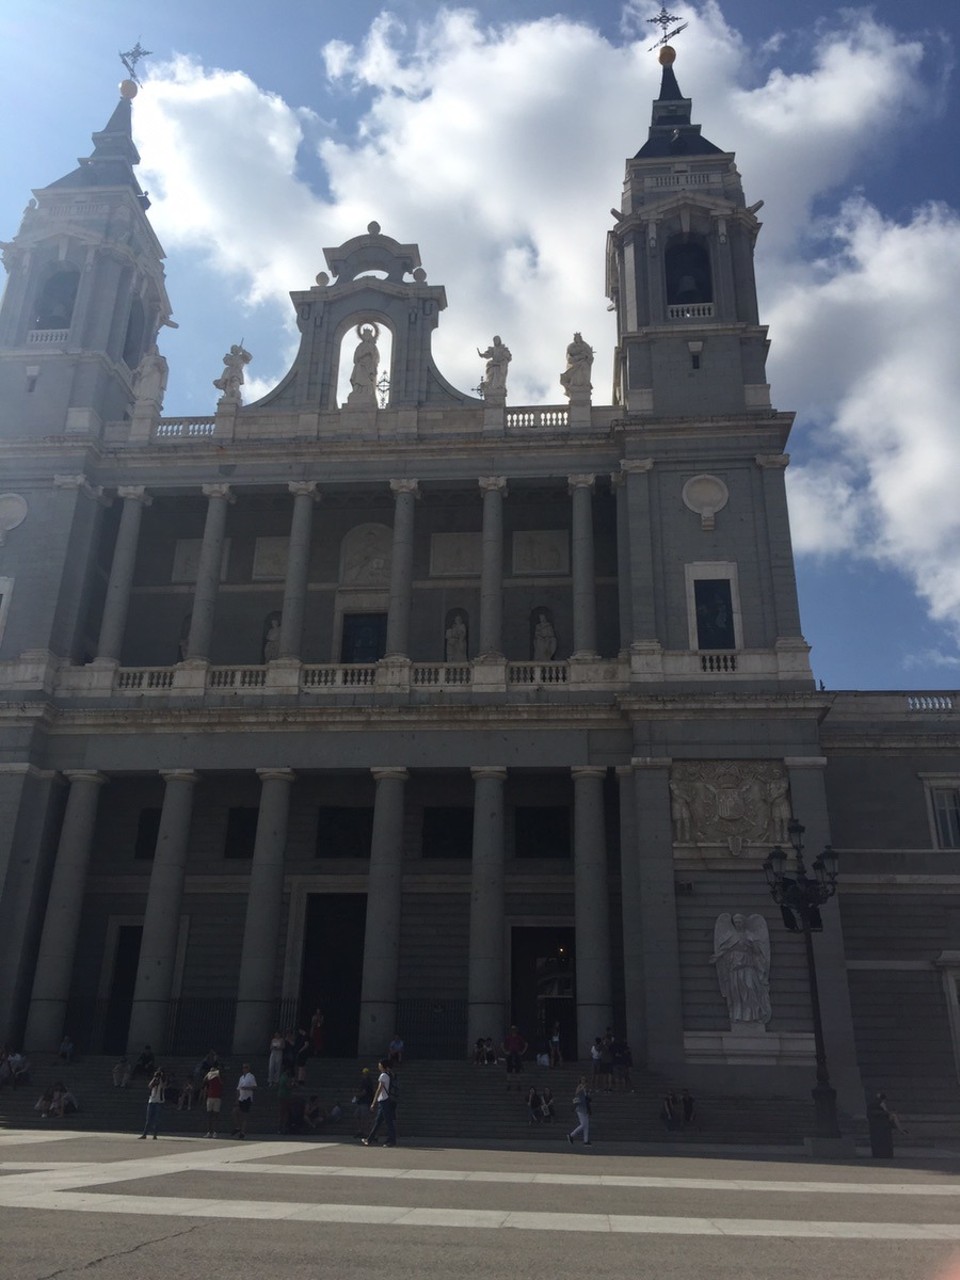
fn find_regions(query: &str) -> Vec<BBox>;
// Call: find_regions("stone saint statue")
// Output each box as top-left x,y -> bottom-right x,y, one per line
213,343 -> 252,403
347,324 -> 379,406
533,611 -> 558,661
478,335 -> 511,397
262,613 -> 282,663
445,612 -> 468,663
559,332 -> 593,400
132,347 -> 168,409
711,913 -> 771,1026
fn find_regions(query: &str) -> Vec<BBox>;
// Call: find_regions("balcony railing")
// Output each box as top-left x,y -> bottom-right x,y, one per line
508,661 -> 569,686
302,664 -> 378,689
27,328 -> 69,345
666,303 -> 715,321
155,417 -> 217,438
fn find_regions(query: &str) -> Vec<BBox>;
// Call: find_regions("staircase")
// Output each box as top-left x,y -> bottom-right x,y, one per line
0,1054 -> 828,1145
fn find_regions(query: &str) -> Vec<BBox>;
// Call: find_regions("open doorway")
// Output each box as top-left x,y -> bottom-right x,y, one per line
510,926 -> 576,1063
299,894 -> 367,1057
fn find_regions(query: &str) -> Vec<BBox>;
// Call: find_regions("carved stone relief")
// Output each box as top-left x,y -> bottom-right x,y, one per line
171,538 -> 231,584
430,532 -> 482,577
253,537 -> 289,582
340,523 -> 392,586
512,530 -> 569,576
669,761 -> 791,851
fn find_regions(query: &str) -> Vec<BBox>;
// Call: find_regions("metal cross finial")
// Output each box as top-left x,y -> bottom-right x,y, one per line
120,41 -> 152,85
647,7 -> 689,51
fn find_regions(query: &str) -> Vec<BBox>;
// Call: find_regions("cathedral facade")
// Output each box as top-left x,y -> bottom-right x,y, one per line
0,56 -> 957,1125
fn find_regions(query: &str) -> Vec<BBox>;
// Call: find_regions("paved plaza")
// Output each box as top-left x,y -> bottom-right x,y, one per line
2,1128 -> 960,1279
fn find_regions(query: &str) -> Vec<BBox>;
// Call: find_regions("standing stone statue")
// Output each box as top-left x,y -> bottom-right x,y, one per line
214,343 -> 252,404
559,332 -> 593,402
478,335 -> 511,399
132,347 -> 168,410
711,913 -> 771,1026
445,612 -> 468,663
262,613 -> 282,663
347,323 -> 380,407
533,611 -> 558,661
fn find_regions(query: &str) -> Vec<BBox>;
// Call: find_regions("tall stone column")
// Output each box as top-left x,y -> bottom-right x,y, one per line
467,766 -> 507,1048
611,472 -> 632,654
94,487 -> 151,663
384,481 -> 419,658
127,770 -> 197,1052
784,755 -> 863,1114
632,757 -> 684,1068
232,769 -> 295,1055
185,484 -> 234,661
358,768 -> 408,1053
616,765 -> 646,1055
621,459 -> 657,645
569,475 -> 598,658
24,771 -> 107,1049
572,766 -> 612,1056
478,478 -> 508,657
279,483 -> 318,660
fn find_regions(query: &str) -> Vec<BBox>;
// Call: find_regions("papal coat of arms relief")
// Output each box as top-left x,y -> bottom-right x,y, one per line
669,761 -> 791,854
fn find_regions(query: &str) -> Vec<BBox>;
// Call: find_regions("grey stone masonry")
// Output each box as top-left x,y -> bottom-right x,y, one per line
278,483 -> 318,660
478,478 -> 507,657
569,476 -> 598,658
359,768 -> 408,1053
467,767 -> 507,1049
95,487 -> 151,662
385,481 -> 419,658
185,485 -> 234,661
572,766 -> 613,1055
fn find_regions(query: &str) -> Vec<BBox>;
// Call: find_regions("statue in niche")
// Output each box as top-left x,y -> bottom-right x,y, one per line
132,346 -> 168,409
670,780 -> 693,843
262,612 -> 282,663
559,332 -> 593,400
478,335 -> 511,397
711,913 -> 771,1027
532,610 -> 558,661
213,343 -> 252,404
347,323 -> 380,406
445,611 -> 468,663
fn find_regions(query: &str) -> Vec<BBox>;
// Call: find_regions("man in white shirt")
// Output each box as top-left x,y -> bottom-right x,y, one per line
361,1058 -> 397,1147
232,1063 -> 257,1139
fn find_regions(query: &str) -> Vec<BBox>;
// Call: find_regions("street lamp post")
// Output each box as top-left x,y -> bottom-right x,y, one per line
762,818 -> 841,1139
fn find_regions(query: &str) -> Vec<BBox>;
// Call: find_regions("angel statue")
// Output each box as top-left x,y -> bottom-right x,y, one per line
711,912 -> 771,1026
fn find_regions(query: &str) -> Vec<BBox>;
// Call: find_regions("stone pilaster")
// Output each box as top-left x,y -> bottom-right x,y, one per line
24,771 -> 107,1049
127,770 -> 198,1052
232,769 -> 296,1055
467,766 -> 507,1049
358,767 -> 408,1053
94,487 -> 151,663
572,766 -> 612,1056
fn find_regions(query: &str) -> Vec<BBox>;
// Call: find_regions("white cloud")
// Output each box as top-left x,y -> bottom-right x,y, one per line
133,7 -> 960,643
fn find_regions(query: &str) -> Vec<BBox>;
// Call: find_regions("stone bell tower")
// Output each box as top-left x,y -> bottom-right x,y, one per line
606,45 -> 770,417
0,79 -> 172,441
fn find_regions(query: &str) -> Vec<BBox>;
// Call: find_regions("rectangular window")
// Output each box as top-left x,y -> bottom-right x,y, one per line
514,806 -> 571,859
931,787 -> 960,849
316,806 -> 374,858
694,578 -> 736,649
422,807 -> 474,859
134,808 -> 161,860
340,613 -> 387,663
225,807 -> 259,859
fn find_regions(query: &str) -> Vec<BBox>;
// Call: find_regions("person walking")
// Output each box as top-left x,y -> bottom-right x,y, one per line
353,1067 -> 374,1139
567,1074 -> 592,1146
138,1068 -> 166,1140
361,1058 -> 397,1147
232,1063 -> 257,1139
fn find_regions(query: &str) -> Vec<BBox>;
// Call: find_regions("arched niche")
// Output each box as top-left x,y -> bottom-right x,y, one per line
335,317 -> 394,409
665,236 -> 713,306
33,267 -> 80,330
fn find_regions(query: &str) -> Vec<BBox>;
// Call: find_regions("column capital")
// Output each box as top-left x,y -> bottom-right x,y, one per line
755,453 -> 790,470
568,473 -> 596,493
117,485 -> 153,506
620,458 -> 654,476
629,756 -> 673,770
288,481 -> 320,500
784,755 -> 828,770
159,769 -> 200,784
371,767 -> 410,783
62,770 -> 108,786
470,765 -> 508,781
201,483 -> 236,502
54,474 -> 107,503
256,768 -> 297,784
389,479 -> 420,498
571,765 -> 607,780
478,476 -> 508,495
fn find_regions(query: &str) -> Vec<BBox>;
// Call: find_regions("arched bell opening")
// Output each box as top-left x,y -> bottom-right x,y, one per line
335,317 -> 395,409
33,267 -> 80,331
665,236 -> 713,308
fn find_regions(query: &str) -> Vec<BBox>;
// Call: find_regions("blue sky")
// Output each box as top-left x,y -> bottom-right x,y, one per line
1,0 -> 959,691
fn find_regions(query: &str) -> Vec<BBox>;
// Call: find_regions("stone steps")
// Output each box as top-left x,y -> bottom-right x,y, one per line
1,1054 -> 830,1144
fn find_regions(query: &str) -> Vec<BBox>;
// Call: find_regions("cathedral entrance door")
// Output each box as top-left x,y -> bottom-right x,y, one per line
102,924 -> 142,1054
510,926 -> 576,1061
299,894 -> 367,1057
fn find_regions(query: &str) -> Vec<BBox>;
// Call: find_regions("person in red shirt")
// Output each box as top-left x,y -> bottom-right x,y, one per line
501,1025 -> 528,1090
201,1066 -> 223,1138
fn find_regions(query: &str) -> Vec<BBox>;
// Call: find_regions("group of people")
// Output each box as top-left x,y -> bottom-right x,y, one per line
589,1031 -> 634,1091
266,1011 -> 326,1087
136,1054 -> 257,1140
660,1089 -> 696,1132
0,1047 -> 30,1088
